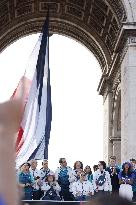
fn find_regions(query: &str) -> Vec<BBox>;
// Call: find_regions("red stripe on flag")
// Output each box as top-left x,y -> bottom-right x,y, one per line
11,76 -> 31,156
16,127 -> 24,155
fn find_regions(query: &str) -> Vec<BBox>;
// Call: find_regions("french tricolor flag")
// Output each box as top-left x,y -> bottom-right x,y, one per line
14,13 -> 52,168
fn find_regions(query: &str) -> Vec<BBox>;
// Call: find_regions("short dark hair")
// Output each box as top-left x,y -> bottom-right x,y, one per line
25,162 -> 31,168
42,159 -> 48,165
110,156 -> 116,160
46,173 -> 55,182
130,158 -> 135,162
93,165 -> 98,172
59,158 -> 66,164
20,162 -> 31,168
99,161 -> 106,169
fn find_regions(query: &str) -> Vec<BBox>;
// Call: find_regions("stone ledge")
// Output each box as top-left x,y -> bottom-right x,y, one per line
109,136 -> 121,142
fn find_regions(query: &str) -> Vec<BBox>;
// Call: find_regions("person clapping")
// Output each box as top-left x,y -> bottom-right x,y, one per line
41,173 -> 61,200
72,171 -> 94,201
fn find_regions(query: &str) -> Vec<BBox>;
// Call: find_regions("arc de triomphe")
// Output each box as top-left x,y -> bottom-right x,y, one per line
0,0 -> 136,164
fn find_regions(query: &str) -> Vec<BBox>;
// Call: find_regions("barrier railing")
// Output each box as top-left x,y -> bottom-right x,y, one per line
22,200 -> 88,205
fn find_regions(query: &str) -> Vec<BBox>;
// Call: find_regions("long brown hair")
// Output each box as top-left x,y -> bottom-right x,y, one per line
73,161 -> 83,170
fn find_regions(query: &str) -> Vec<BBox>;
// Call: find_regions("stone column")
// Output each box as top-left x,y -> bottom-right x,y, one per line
113,139 -> 121,164
111,87 -> 121,164
121,36 -> 136,162
103,89 -> 113,164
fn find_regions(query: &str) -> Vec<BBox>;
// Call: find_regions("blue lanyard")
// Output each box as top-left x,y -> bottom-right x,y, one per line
82,182 -> 84,196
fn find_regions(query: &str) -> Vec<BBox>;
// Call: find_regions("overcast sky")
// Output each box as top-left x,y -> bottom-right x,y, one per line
0,34 -> 103,171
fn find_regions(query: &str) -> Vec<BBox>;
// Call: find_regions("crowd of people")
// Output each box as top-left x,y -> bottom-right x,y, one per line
17,156 -> 136,202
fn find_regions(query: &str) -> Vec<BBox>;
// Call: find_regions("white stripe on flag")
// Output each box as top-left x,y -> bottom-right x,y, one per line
16,38 -> 49,168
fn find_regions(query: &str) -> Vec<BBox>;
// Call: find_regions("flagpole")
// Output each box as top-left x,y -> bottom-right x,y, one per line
44,7 -> 50,159
47,7 -> 49,160
47,7 -> 50,160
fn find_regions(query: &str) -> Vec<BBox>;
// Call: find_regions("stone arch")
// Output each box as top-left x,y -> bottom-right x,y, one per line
0,0 -> 127,74
0,19 -> 108,72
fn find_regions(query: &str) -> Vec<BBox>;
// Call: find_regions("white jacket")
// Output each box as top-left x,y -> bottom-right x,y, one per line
72,169 -> 80,181
55,166 -> 75,192
93,169 -> 112,192
30,168 -> 40,178
72,180 -> 94,197
29,168 -> 41,190
41,181 -> 61,197
39,168 -> 54,181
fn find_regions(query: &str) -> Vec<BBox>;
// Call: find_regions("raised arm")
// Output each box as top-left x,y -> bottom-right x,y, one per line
0,98 -> 24,205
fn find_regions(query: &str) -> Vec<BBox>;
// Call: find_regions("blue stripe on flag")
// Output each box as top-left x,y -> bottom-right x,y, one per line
28,11 -> 52,160
36,12 -> 49,111
28,65 -> 52,160
28,135 -> 45,160
44,64 -> 52,159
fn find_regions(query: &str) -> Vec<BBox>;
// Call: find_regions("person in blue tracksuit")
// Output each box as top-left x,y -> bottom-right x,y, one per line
55,158 -> 75,201
18,162 -> 35,200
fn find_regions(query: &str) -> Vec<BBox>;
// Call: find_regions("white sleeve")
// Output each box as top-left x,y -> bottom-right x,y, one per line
41,183 -> 51,191
71,182 -> 77,197
39,170 -> 43,179
55,169 -> 59,181
69,170 -> 76,183
37,170 -> 41,178
88,182 -> 94,194
54,182 -> 61,192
